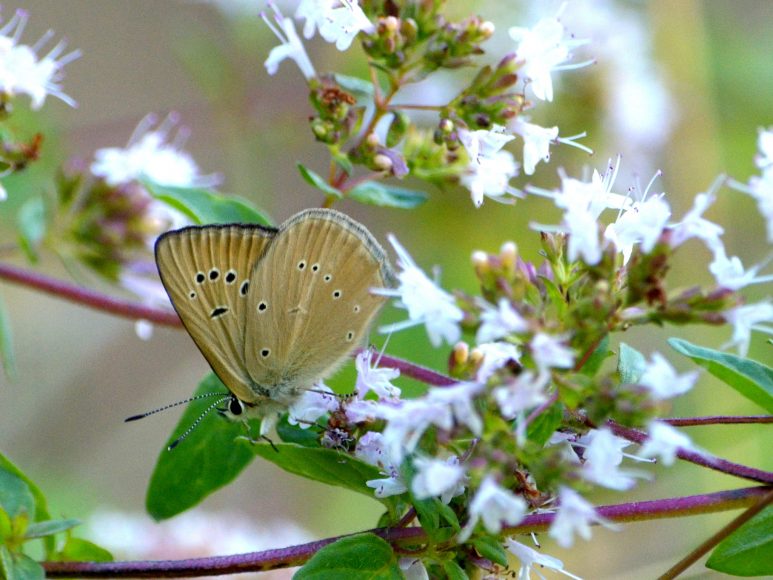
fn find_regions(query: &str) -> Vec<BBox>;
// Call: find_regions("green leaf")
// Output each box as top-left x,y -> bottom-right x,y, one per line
143,181 -> 270,226
526,403 -> 563,447
580,334 -> 610,376
471,536 -> 508,567
0,453 -> 53,553
331,150 -> 353,176
297,163 -> 343,199
0,508 -> 11,541
668,338 -> 773,413
0,545 -> 12,579
23,518 -> 80,539
540,277 -> 568,322
16,197 -> 47,263
276,415 -> 322,448
145,373 -> 261,520
334,74 -> 375,97
413,497 -> 441,539
443,560 -> 469,580
0,295 -> 17,381
58,537 -> 114,562
5,552 -> 45,580
245,442 -> 391,505
348,182 -> 428,209
294,533 -> 401,580
706,506 -> 773,576
618,342 -> 646,384
0,469 -> 34,519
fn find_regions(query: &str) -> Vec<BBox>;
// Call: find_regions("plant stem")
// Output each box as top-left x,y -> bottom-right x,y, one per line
42,486 -> 770,578
371,350 -> 456,386
663,415 -> 773,426
0,262 -> 181,327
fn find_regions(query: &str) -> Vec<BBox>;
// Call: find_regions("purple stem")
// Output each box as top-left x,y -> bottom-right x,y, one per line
0,262 -> 182,327
367,350 -> 456,386
663,415 -> 773,426
43,486 -> 770,578
607,420 -> 773,484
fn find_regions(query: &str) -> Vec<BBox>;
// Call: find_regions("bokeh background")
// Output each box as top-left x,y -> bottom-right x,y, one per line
0,0 -> 771,577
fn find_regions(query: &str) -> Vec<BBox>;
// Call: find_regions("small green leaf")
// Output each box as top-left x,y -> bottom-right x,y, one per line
0,468 -> 34,519
24,518 -> 80,539
0,508 -> 11,540
0,545 -> 12,579
245,442 -> 390,504
331,150 -> 353,175
145,373 -> 261,520
618,342 -> 646,384
334,74 -> 375,97
413,497 -> 441,539
16,197 -> 47,263
294,533 -> 401,580
0,453 -> 53,554
668,338 -> 773,413
539,277 -> 568,322
58,537 -> 114,562
580,334 -> 610,376
348,182 -> 428,209
443,559 -> 469,580
526,403 -> 564,447
6,552 -> 45,580
471,536 -> 508,567
276,415 -> 322,448
0,295 -> 17,381
144,181 -> 270,225
297,163 -> 343,199
706,506 -> 773,576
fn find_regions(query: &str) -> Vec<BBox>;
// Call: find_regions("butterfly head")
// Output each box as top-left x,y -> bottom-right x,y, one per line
217,394 -> 249,421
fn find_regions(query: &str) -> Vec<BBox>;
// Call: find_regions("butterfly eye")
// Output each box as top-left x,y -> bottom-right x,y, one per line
229,397 -> 243,416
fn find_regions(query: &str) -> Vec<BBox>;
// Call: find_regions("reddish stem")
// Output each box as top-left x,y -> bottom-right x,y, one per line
43,486 -> 770,578
0,262 -> 181,327
663,415 -> 773,427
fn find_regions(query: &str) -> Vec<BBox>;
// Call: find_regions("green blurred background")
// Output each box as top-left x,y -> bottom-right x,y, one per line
0,1 -> 771,577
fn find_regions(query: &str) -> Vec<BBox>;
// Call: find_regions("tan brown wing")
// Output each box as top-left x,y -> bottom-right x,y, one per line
244,209 -> 393,395
155,224 -> 277,402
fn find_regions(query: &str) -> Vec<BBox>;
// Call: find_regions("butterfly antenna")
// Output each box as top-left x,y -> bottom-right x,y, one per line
124,392 -> 228,422
374,330 -> 393,368
167,395 -> 231,451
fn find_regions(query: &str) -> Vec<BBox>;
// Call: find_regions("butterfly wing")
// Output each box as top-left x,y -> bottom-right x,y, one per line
155,224 -> 277,403
244,209 -> 394,396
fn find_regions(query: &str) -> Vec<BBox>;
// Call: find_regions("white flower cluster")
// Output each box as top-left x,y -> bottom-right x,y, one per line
0,9 -> 80,110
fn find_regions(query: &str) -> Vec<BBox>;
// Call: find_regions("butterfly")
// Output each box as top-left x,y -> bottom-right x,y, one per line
153,208 -> 394,437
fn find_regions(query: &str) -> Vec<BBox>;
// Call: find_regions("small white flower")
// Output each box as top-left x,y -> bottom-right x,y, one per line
376,235 -> 463,347
530,333 -> 574,372
458,124 -> 515,163
755,127 -> 773,174
288,383 -> 338,428
504,538 -> 581,580
378,398 -> 452,464
411,455 -> 466,502
459,475 -> 527,541
606,194 -> 671,259
366,475 -> 407,498
474,342 -> 521,383
460,150 -> 521,207
639,352 -> 699,400
508,9 -> 590,102
723,301 -> 773,357
669,187 -> 724,252
0,9 -> 80,109
708,247 -> 773,291
580,428 -> 647,491
510,119 -> 559,175
356,431 -> 407,498
426,381 -> 485,437
493,370 -> 550,420
399,557 -> 429,580
119,269 -> 175,340
262,2 -> 316,79
548,486 -> 615,548
296,0 -> 374,51
476,298 -> 528,344
355,348 -> 401,400
638,421 -> 693,466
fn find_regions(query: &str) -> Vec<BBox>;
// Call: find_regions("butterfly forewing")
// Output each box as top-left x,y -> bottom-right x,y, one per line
155,224 -> 277,402
244,209 -> 393,393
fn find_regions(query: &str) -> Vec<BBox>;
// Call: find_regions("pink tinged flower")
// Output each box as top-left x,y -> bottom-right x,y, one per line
476,298 -> 528,344
378,398 -> 452,464
493,371 -> 550,420
411,455 -> 466,502
579,428 -> 648,490
709,247 -> 773,291
355,348 -> 401,400
297,0 -> 374,51
262,3 -> 316,79
639,352 -> 699,400
426,381 -> 485,436
0,9 -> 81,110
366,475 -> 407,498
504,538 -> 581,580
548,486 -> 616,548
288,382 -> 338,428
356,431 -> 407,498
376,235 -> 463,347
638,421 -> 693,466
508,10 -> 590,102
530,332 -> 575,372
459,476 -> 527,541
474,342 -> 521,383
723,300 -> 773,357
510,119 -> 559,175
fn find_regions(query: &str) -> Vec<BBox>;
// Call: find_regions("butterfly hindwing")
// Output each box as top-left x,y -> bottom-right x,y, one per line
244,209 -> 394,393
155,224 -> 277,403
